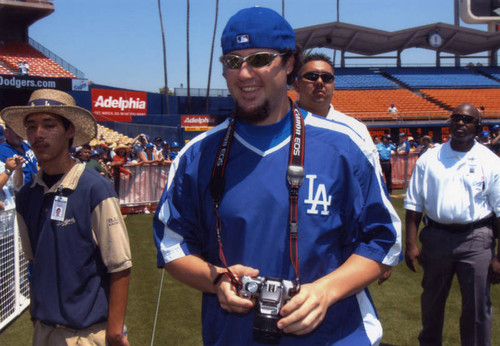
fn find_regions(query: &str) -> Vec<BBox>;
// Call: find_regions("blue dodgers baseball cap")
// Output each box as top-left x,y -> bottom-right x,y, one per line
481,130 -> 490,138
221,7 -> 295,55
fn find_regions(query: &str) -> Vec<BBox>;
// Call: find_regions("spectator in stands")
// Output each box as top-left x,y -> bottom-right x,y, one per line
478,130 -> 492,150
154,136 -> 163,156
387,103 -> 398,114
139,142 -> 159,163
0,154 -> 24,210
373,136 -> 380,145
377,134 -> 396,194
167,141 -> 180,161
112,143 -> 132,194
418,135 -> 434,157
23,61 -> 29,75
132,133 -> 148,158
154,7 -> 401,345
292,52 -> 380,172
87,149 -> 109,178
407,136 -> 418,153
0,125 -> 38,185
158,140 -> 170,161
17,60 -> 23,74
0,125 -> 5,144
77,144 -> 92,163
490,125 -> 500,155
404,102 -> 500,346
396,133 -> 410,155
0,88 -> 131,345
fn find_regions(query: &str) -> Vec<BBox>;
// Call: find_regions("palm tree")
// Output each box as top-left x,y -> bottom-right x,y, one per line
186,0 -> 191,113
206,0 -> 219,113
157,0 -> 169,113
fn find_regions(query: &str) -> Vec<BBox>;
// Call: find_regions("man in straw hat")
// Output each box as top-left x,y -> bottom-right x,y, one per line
1,89 -> 132,345
154,6 -> 401,345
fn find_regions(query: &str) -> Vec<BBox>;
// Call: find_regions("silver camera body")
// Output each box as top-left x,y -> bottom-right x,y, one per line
239,276 -> 296,344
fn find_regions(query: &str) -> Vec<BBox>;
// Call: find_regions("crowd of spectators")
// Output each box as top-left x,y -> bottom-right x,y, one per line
0,120 -> 182,207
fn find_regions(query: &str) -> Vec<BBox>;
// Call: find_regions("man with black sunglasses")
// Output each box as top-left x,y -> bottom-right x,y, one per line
293,53 -> 380,172
405,103 -> 500,346
154,7 -> 401,345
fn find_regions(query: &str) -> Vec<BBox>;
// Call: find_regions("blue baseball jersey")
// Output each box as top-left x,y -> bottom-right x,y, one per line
154,109 -> 401,345
0,141 -> 38,185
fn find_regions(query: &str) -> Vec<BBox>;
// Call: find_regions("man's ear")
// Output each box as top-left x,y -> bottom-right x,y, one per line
67,124 -> 75,141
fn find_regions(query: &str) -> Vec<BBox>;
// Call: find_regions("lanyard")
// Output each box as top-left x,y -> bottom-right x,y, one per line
209,103 -> 305,290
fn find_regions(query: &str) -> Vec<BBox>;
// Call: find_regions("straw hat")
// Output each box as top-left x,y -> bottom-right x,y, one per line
0,89 -> 97,147
113,144 -> 129,153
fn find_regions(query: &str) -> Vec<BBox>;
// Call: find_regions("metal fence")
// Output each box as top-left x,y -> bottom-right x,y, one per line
0,209 -> 30,332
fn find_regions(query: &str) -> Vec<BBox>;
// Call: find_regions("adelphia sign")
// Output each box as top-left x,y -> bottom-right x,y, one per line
91,88 -> 147,122
181,115 -> 218,127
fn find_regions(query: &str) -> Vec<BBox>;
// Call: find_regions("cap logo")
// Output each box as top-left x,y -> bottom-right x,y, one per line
29,99 -> 65,107
236,34 -> 249,44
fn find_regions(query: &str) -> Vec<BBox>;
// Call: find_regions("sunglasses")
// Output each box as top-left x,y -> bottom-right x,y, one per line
450,114 -> 477,124
301,72 -> 335,84
219,52 -> 285,70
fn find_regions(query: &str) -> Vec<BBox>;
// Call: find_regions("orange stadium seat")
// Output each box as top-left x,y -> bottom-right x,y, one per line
421,89 -> 500,116
289,88 -> 449,120
0,41 -> 76,78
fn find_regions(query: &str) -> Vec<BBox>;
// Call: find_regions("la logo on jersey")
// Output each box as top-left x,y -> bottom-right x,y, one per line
304,174 -> 331,215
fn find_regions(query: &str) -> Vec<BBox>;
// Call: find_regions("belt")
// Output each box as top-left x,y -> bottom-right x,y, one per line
380,159 -> 391,162
425,216 -> 494,233
40,320 -> 79,332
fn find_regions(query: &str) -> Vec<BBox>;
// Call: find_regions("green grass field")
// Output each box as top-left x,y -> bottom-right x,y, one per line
1,191 -> 499,345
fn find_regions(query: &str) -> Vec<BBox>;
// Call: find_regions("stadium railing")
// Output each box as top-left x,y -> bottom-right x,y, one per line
116,163 -> 170,214
0,209 -> 30,332
114,157 -> 417,213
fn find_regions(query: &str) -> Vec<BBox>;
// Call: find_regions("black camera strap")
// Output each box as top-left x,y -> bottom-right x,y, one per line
209,101 -> 305,291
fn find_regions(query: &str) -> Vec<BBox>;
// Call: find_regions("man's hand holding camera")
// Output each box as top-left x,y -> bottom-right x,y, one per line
214,264 -> 258,314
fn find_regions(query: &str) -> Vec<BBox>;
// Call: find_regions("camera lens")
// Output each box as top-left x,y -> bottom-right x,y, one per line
253,313 -> 281,344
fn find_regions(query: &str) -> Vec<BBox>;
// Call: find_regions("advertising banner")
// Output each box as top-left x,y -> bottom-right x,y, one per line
91,88 -> 147,122
181,115 -> 218,130
0,74 -> 72,90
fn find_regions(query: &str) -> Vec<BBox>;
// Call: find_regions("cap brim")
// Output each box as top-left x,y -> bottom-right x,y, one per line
0,105 -> 97,147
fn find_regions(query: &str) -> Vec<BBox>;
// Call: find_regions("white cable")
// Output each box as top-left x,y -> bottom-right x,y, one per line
150,269 -> 165,346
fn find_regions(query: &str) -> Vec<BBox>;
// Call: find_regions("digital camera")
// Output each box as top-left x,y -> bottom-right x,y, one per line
239,276 -> 296,344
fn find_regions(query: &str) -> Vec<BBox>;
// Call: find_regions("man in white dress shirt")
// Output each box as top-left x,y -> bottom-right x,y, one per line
405,103 -> 500,346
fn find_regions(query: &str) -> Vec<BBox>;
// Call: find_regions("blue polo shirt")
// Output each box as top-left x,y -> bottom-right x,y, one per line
17,163 -> 132,329
377,142 -> 395,161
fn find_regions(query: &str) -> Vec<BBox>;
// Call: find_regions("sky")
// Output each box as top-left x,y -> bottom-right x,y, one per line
28,0 -> 491,93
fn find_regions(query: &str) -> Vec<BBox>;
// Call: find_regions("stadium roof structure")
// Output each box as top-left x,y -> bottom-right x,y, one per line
295,22 -> 500,66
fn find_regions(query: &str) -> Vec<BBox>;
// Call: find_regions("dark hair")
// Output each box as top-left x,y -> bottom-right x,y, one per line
281,45 -> 303,85
302,52 -> 334,68
297,52 -> 334,79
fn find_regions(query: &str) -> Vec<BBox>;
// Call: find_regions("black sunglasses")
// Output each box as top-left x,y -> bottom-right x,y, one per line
450,114 -> 477,124
219,52 -> 285,70
301,72 -> 335,84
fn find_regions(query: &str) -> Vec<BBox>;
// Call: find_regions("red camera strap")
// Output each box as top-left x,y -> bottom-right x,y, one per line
209,102 -> 305,290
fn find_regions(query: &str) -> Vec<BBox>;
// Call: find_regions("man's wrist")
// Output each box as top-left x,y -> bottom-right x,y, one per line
3,168 -> 13,176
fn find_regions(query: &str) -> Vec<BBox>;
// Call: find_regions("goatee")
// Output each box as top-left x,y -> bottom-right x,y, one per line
234,101 -> 270,124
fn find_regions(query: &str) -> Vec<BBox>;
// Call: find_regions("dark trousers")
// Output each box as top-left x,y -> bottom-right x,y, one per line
380,159 -> 392,193
418,225 -> 494,346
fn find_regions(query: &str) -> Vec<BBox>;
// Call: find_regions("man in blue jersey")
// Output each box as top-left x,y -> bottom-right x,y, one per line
154,7 -> 401,345
0,124 -> 38,185
1,89 -> 132,346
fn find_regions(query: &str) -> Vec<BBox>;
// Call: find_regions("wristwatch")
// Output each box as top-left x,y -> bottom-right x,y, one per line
4,168 -> 12,176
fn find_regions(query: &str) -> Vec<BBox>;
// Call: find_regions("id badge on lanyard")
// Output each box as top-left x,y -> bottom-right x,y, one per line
51,195 -> 68,221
